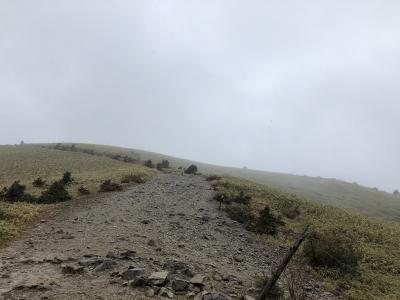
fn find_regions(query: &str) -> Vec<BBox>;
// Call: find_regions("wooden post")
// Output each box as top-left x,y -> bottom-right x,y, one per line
257,225 -> 310,300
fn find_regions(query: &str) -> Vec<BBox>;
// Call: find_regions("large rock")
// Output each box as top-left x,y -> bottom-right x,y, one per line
190,274 -> 207,286
172,278 -> 189,292
121,267 -> 145,281
148,271 -> 169,286
159,287 -> 174,298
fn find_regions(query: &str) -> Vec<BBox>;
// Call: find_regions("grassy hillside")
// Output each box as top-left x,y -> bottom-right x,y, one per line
210,176 -> 400,300
0,144 -> 157,243
63,143 -> 400,222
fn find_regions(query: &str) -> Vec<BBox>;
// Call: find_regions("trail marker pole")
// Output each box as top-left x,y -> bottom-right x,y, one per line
258,225 -> 310,300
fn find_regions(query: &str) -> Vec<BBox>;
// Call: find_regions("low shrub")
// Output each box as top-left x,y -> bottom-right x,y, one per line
185,164 -> 198,174
4,181 -> 26,199
225,205 -> 255,226
121,174 -> 146,184
206,175 -> 221,181
39,181 -> 72,203
78,186 -> 90,195
61,171 -> 73,185
303,229 -> 361,275
99,180 -> 122,192
32,177 -> 46,188
144,160 -> 155,168
254,205 -> 285,235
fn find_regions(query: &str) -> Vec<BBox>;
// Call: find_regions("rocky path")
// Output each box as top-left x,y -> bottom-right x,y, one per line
0,174 -> 338,300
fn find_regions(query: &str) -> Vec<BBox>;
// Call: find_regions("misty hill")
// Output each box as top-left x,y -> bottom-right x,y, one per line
1,143 -> 398,222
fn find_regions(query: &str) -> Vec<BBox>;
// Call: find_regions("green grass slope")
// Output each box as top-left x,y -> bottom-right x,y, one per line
65,143 -> 400,222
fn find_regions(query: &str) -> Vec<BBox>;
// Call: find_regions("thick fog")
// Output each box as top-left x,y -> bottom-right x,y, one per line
1,1 -> 399,191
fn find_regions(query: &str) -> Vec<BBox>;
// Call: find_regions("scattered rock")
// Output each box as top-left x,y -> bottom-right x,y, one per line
94,260 -> 117,272
148,239 -> 162,251
148,271 -> 169,286
121,267 -> 145,280
234,254 -> 244,263
242,296 -> 256,300
129,275 -> 148,287
172,278 -> 189,292
159,287 -> 174,298
61,264 -> 84,274
190,274 -> 207,287
79,257 -> 103,267
145,287 -> 155,297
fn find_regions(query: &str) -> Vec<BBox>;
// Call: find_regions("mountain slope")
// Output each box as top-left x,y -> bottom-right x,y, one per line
63,143 -> 400,222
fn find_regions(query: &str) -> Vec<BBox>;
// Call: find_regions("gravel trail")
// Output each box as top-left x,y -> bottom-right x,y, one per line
0,174 -> 339,300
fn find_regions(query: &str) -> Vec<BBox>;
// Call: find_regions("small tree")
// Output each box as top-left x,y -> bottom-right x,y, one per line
161,160 -> 170,169
39,181 -> 71,203
61,171 -> 73,185
254,205 -> 284,235
5,181 -> 26,199
32,177 -> 46,188
185,164 -> 198,174
20,140 -> 24,145
394,190 -> 399,195
144,160 -> 154,168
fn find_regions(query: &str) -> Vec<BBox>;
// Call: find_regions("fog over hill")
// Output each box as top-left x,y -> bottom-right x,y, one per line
1,1 -> 400,191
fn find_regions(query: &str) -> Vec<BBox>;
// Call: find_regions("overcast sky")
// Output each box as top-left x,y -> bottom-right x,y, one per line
1,1 -> 399,191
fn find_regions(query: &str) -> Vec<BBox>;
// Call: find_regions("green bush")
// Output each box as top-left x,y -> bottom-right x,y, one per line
185,164 -> 198,174
39,181 -> 72,203
225,205 -> 255,226
32,177 -> 46,188
144,160 -> 155,168
61,171 -> 73,185
4,181 -> 26,199
121,174 -> 146,184
254,205 -> 284,235
99,180 -> 122,192
206,175 -> 221,181
303,229 -> 361,274
78,186 -> 90,195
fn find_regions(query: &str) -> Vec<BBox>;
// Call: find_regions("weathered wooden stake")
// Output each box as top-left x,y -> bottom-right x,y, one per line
257,225 -> 310,300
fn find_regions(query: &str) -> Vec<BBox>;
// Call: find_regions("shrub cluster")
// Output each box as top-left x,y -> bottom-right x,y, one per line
144,160 -> 155,169
50,144 -> 140,164
303,229 -> 361,275
121,174 -> 146,184
0,172 -> 73,204
156,160 -> 170,171
206,175 -> 221,181
99,180 -> 122,192
32,177 -> 46,188
185,164 -> 198,174
39,181 -> 72,203
78,186 -> 90,195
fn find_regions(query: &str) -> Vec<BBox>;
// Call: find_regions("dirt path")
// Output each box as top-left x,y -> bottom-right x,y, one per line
0,174 -> 338,300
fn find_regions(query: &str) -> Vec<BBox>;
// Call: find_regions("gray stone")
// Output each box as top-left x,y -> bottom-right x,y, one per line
172,279 -> 189,292
61,264 -> 84,274
145,287 -> 155,297
190,274 -> 207,286
233,254 -> 244,262
129,275 -> 148,287
202,292 -> 232,300
159,287 -> 174,298
148,271 -> 169,286
94,260 -> 117,272
121,268 -> 145,280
